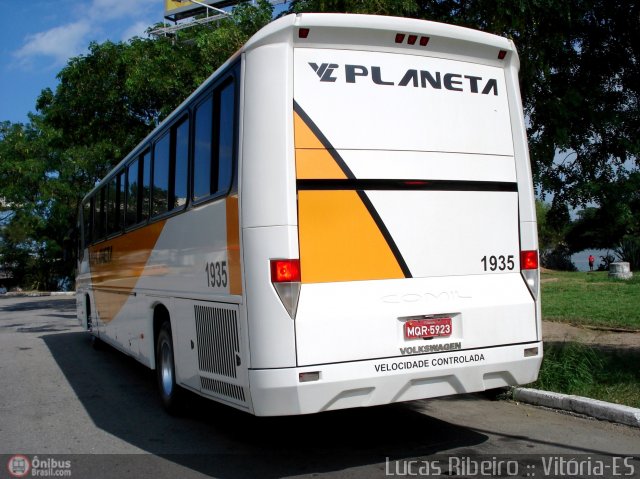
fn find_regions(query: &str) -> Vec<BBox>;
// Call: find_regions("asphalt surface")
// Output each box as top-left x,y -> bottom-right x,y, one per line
1,295 -> 639,478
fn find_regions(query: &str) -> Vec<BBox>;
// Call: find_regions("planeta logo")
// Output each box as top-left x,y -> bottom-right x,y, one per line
308,62 -> 498,95
308,62 -> 339,82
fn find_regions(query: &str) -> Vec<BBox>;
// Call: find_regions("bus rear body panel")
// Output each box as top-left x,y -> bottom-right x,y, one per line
255,21 -> 543,412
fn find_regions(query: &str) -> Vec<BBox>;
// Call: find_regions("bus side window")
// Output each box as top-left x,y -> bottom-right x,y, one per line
216,80 -> 235,194
126,159 -> 139,226
141,150 -> 151,222
173,117 -> 189,209
83,199 -> 92,247
117,172 -> 125,230
152,133 -> 170,217
193,95 -> 213,201
107,177 -> 117,235
93,188 -> 106,241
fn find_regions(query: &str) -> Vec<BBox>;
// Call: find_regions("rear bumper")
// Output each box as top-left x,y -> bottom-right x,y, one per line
248,342 -> 542,416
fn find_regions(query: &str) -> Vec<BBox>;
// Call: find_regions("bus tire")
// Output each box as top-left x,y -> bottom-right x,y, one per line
91,334 -> 103,350
156,321 -> 183,415
85,294 -> 92,331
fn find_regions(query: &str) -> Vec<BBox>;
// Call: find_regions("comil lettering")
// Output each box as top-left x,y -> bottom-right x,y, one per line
309,62 -> 499,95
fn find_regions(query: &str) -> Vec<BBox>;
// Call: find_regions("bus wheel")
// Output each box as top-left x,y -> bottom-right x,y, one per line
85,295 -> 92,331
91,334 -> 103,350
156,321 -> 183,414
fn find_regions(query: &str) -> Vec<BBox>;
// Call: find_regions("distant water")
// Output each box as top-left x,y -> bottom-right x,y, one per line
571,249 -> 612,272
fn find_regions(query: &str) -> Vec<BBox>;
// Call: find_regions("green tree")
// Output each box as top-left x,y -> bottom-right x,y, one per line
194,0 -> 274,66
566,173 -> 640,253
290,0 -> 417,15
536,200 -> 576,270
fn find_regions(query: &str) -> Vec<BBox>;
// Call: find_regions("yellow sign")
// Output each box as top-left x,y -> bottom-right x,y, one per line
164,0 -> 226,19
165,0 -> 189,14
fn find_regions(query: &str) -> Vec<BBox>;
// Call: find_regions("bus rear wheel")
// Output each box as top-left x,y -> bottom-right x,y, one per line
156,321 -> 183,415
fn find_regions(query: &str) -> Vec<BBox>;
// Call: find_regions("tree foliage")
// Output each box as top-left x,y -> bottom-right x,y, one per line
1,0 -> 638,287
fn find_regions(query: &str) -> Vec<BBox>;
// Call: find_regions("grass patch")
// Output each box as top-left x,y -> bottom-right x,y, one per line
541,271 -> 640,329
532,342 -> 640,408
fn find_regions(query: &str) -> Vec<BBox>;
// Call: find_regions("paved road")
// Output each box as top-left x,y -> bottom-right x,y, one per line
1,295 -> 639,478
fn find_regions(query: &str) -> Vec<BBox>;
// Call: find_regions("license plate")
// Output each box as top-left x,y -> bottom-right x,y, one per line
404,317 -> 452,340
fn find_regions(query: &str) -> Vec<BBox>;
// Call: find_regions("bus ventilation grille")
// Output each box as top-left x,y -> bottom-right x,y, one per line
200,377 -> 246,402
194,305 -> 240,378
194,304 -> 246,403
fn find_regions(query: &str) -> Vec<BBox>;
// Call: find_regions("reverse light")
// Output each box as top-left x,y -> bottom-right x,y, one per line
299,371 -> 320,383
270,259 -> 301,319
520,250 -> 539,300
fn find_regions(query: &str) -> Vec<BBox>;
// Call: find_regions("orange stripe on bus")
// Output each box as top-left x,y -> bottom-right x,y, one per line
89,221 -> 166,323
294,111 -> 347,180
298,190 -> 404,283
226,195 -> 242,295
294,110 -> 324,149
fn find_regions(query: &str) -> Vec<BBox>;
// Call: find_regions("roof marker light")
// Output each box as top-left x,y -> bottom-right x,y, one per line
420,36 -> 430,46
498,50 -> 507,60
395,33 -> 406,43
298,28 -> 310,39
407,35 -> 417,45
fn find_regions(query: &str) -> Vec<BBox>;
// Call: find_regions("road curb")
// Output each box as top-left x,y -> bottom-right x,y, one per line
1,291 -> 75,297
513,387 -> 640,428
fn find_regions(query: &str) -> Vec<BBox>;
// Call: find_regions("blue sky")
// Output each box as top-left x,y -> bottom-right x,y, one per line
1,0 -> 164,124
1,1 -> 289,125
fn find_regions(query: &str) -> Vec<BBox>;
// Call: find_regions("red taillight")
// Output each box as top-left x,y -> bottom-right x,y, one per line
271,259 -> 301,283
298,28 -> 310,39
395,33 -> 406,43
498,50 -> 507,60
521,251 -> 538,270
420,36 -> 430,46
407,34 -> 417,45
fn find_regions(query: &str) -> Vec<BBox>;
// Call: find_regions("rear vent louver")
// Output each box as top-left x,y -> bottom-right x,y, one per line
194,305 -> 246,404
200,377 -> 245,402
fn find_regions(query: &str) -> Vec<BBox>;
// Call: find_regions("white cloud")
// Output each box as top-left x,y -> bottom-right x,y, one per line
13,0 -> 158,67
121,21 -> 151,41
14,20 -> 92,67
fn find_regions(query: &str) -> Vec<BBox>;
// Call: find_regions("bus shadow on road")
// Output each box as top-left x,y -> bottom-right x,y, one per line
0,297 -> 75,312
43,331 -> 488,477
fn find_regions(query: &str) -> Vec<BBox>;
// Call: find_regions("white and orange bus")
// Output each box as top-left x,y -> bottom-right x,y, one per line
76,13 -> 542,416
